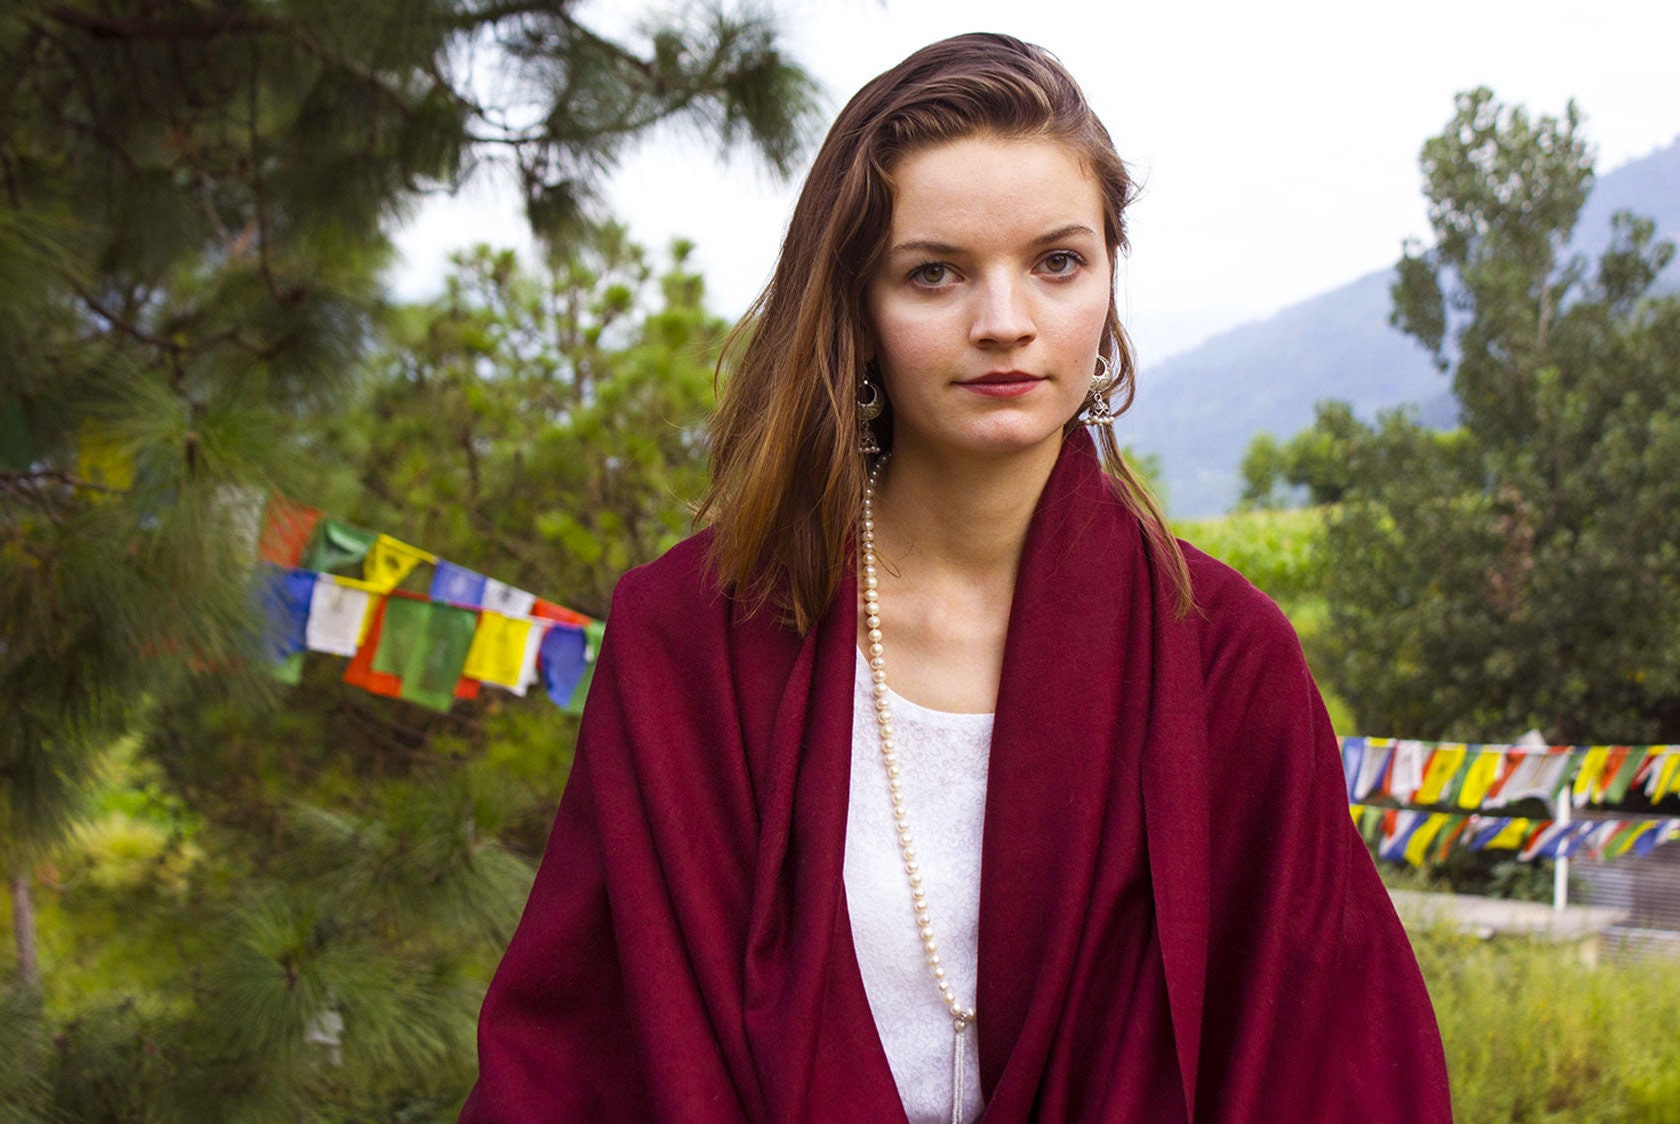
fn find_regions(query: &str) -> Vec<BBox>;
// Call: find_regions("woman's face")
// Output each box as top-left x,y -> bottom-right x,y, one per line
865,134 -> 1113,468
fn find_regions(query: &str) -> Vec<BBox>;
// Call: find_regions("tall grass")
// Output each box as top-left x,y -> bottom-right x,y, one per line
1409,927 -> 1680,1122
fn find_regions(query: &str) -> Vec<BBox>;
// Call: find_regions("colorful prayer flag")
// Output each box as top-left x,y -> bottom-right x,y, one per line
463,612 -> 534,689
259,495 -> 323,568
302,520 -> 379,574
1571,747 -> 1611,808
1415,744 -> 1466,806
1457,749 -> 1504,810
430,561 -> 489,607
77,419 -> 134,492
364,534 -> 435,593
540,624 -> 589,709
481,579 -> 536,618
263,566 -> 316,661
305,575 -> 377,657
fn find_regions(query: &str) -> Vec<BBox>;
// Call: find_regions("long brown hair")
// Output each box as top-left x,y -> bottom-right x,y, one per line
698,33 -> 1193,633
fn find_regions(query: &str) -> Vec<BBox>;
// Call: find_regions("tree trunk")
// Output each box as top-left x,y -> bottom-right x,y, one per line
9,870 -> 39,992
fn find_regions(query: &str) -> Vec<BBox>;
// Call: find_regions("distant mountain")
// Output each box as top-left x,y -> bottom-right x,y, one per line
1119,136 -> 1680,518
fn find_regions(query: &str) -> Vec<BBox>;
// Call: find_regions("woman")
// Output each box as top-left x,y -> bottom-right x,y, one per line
465,33 -> 1452,1123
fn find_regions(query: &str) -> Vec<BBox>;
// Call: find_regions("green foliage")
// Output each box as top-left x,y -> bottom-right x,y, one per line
1409,927 -> 1680,1122
1174,506 -> 1326,605
1238,401 -> 1367,509
318,231 -> 721,617
1,0 -> 815,841
0,229 -> 730,1117
1,0 -> 815,1112
1291,89 -> 1680,744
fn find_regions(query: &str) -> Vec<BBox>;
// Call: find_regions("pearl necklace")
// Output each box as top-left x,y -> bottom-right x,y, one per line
861,458 -> 976,1124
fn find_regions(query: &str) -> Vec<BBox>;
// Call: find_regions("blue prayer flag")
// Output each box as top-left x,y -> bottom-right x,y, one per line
430,560 -> 489,607
540,624 -> 589,708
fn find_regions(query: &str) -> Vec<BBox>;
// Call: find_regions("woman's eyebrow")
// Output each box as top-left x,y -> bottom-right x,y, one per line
1029,223 -> 1099,247
887,224 -> 1099,257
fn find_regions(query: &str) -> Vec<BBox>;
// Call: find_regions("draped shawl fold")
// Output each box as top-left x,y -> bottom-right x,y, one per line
465,432 -> 1453,1121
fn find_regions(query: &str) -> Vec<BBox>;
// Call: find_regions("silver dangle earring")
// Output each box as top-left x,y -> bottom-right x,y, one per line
857,360 -> 884,455
1081,355 -> 1118,427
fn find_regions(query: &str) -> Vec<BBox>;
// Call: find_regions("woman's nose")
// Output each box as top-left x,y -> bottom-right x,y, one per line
968,274 -> 1035,349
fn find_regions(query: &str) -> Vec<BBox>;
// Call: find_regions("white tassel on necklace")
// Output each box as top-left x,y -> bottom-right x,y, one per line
862,457 -> 977,1124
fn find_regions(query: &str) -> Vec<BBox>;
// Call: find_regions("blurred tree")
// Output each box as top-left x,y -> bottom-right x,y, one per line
3,233 -> 733,1118
1305,88 -> 1680,744
0,0 -> 814,1111
322,230 -> 721,617
1238,400 -> 1367,509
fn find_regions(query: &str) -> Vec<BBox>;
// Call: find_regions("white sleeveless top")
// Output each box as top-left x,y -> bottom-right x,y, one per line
844,648 -> 991,1124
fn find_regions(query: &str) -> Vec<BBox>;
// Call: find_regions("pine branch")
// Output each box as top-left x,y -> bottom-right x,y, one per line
45,7 -> 279,43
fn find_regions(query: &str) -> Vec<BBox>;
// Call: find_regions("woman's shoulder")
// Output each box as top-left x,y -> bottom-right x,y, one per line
605,528 -> 727,638
1172,537 -> 1305,672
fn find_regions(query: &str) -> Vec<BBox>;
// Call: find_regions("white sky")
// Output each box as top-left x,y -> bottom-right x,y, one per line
390,0 -> 1680,366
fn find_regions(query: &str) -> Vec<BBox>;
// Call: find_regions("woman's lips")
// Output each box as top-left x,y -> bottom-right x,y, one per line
958,372 -> 1044,398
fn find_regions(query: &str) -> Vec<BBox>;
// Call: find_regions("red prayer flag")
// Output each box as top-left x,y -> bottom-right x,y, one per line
343,595 -> 403,698
259,494 -> 323,567
533,597 -> 592,628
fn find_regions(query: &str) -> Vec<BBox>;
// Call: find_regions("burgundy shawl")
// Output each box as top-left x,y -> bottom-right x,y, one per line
464,432 -> 1453,1121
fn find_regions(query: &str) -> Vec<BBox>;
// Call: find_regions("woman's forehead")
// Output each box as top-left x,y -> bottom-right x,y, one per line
883,136 -> 1104,252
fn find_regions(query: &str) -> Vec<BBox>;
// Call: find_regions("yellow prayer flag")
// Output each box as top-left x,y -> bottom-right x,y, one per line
1457,750 -> 1504,810
363,534 -> 435,593
462,611 -> 534,688
1415,745 -> 1466,805
1485,818 -> 1532,851
1652,750 -> 1680,801
1571,746 -> 1611,804
1405,813 -> 1452,866
77,420 -> 134,493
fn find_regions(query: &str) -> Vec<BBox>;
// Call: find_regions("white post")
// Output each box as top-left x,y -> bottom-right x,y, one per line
1553,792 -> 1570,912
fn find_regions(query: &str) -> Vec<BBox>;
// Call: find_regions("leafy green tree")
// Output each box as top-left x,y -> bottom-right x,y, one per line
1238,400 -> 1368,509
322,230 -> 720,616
1312,88 -> 1680,744
4,232 -> 733,1118
1,0 -> 814,1111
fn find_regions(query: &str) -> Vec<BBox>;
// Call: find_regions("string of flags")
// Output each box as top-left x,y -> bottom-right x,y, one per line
1352,804 -> 1680,868
247,485 -> 1680,869
1341,737 -> 1680,865
257,494 -> 603,715
1339,736 -> 1680,812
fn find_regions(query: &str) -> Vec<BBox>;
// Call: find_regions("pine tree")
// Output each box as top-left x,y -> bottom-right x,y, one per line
0,0 -> 814,1112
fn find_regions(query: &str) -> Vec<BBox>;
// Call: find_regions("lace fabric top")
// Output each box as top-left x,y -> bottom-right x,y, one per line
844,647 -> 991,1124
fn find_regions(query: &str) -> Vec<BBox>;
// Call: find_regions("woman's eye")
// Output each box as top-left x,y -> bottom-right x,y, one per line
1042,251 -> 1082,275
910,263 -> 950,286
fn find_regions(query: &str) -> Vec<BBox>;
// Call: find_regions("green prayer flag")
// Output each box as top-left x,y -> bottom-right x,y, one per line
1602,822 -> 1640,857
1437,754 -> 1470,807
1605,749 -> 1647,804
563,619 -> 608,715
371,597 -> 477,713
300,519 -> 378,574
270,652 -> 305,685
405,603 -> 477,710
372,596 -> 430,679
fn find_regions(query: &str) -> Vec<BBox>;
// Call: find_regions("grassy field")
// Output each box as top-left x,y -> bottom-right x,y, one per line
1409,926 -> 1680,1122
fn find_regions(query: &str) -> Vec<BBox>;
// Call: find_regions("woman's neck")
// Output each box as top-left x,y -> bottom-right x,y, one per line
869,439 -> 1061,582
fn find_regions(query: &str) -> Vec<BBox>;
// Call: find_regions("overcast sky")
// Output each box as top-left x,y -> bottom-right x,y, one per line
390,0 -> 1680,367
